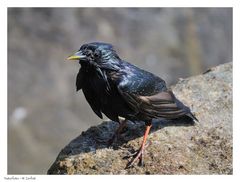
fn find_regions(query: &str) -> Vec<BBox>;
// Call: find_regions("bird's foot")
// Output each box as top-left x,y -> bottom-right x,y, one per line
124,141 -> 150,168
125,147 -> 144,168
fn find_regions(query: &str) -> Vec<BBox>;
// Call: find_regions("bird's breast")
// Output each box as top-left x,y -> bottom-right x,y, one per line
82,71 -> 133,121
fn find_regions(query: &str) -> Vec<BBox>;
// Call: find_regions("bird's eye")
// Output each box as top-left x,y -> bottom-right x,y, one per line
94,50 -> 101,58
85,50 -> 92,57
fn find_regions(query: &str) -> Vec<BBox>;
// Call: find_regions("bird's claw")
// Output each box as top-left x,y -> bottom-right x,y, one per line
125,148 -> 144,169
122,150 -> 138,159
124,141 -> 151,168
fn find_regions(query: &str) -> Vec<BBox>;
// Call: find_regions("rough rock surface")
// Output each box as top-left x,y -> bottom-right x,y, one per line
48,62 -> 232,175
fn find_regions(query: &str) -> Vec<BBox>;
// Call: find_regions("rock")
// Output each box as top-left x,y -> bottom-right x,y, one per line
47,62 -> 232,174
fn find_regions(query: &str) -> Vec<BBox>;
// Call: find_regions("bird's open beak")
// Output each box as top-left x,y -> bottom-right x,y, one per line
67,51 -> 87,61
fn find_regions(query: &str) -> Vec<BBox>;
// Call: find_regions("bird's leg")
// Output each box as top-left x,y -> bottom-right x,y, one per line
126,123 -> 152,168
108,118 -> 127,146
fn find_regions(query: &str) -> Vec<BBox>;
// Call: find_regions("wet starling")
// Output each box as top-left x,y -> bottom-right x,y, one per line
67,42 -> 198,168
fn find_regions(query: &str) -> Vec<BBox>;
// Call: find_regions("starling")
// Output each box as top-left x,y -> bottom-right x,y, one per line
67,42 -> 198,168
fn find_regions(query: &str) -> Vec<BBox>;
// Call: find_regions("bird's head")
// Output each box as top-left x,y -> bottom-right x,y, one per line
67,42 -> 120,71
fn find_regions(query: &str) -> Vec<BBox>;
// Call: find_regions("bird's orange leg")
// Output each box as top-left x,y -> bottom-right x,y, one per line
126,123 -> 152,168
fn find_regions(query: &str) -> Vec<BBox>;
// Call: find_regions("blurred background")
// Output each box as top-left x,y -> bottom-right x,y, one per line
8,8 -> 232,174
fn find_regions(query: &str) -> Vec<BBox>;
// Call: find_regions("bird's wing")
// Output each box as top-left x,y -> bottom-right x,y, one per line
113,62 -> 196,120
118,87 -> 192,120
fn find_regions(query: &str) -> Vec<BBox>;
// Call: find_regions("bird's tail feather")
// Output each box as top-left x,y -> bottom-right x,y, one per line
185,112 -> 199,122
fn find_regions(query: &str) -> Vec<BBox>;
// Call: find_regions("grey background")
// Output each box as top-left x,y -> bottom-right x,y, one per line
8,8 -> 232,174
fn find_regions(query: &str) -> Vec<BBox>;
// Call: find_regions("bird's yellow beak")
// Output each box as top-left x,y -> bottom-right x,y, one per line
67,51 -> 86,61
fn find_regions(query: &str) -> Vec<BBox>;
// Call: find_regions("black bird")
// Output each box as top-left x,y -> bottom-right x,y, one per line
67,42 -> 198,168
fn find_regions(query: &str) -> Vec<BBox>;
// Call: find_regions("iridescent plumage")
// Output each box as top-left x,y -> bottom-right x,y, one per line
68,42 -> 198,167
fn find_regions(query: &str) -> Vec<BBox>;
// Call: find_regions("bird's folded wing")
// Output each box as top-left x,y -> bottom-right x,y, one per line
118,88 -> 188,119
